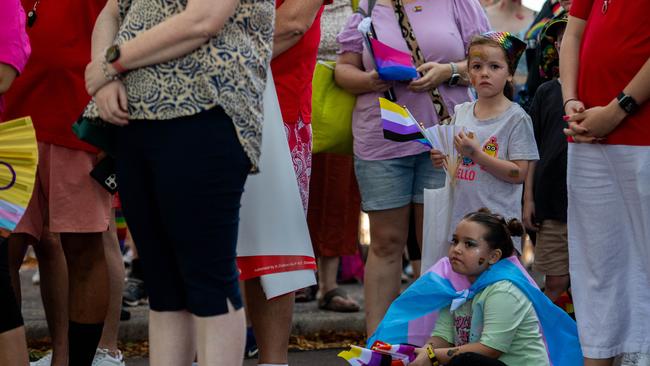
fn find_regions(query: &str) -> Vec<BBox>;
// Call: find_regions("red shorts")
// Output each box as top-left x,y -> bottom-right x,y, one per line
14,142 -> 111,239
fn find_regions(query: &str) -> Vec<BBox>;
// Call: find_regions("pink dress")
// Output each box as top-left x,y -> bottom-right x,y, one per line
0,0 -> 30,118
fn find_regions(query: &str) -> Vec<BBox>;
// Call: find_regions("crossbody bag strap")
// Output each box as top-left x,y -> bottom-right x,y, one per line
391,0 -> 451,124
356,0 -> 378,17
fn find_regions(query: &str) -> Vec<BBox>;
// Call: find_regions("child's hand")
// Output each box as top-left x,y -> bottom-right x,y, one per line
430,149 -> 446,169
523,199 -> 538,232
454,130 -> 480,158
410,348 -> 432,366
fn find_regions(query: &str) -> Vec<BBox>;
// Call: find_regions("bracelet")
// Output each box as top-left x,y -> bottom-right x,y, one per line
563,98 -> 578,109
112,60 -> 127,74
425,344 -> 440,366
100,60 -> 119,82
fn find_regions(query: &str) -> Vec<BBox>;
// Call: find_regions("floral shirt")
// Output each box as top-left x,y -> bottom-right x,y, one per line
85,0 -> 275,171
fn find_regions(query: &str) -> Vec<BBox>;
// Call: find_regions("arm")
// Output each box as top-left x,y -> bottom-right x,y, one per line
273,0 -> 324,58
522,161 -> 537,231
433,343 -> 503,364
454,131 -> 530,184
86,0 -> 240,95
334,52 -> 391,95
0,63 -> 17,94
559,16 -> 587,115
91,0 -> 121,61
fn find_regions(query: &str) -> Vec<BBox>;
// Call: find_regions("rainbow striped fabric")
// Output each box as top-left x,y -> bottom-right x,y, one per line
370,39 -> 418,81
338,341 -> 416,366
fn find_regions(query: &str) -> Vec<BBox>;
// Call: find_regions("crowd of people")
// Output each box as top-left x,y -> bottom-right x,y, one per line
0,0 -> 647,365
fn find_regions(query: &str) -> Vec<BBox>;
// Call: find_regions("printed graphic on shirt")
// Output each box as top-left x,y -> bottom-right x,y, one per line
482,136 -> 499,158
454,314 -> 472,345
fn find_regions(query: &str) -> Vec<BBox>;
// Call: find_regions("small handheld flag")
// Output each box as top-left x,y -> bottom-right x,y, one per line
379,98 -> 424,143
370,39 -> 418,81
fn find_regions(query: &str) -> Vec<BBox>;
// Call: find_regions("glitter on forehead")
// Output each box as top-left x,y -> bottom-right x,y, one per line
478,31 -> 526,69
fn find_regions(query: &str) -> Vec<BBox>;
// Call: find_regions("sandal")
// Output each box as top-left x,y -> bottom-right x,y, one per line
318,288 -> 360,313
295,285 -> 316,303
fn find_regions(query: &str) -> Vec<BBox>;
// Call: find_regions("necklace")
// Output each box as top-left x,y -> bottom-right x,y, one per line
26,0 -> 40,28
602,0 -> 611,14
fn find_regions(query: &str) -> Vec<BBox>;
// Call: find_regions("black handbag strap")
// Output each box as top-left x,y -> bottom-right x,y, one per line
356,0 -> 378,17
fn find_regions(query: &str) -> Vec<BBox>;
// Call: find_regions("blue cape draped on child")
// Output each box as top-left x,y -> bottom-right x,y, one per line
366,257 -> 582,366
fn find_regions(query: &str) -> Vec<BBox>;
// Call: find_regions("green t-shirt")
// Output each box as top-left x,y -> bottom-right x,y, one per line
431,280 -> 549,366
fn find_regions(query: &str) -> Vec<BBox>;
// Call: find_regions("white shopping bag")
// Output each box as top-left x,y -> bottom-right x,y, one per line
421,183 -> 455,272
237,72 -> 317,299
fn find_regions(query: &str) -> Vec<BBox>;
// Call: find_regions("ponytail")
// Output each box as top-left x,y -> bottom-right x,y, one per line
462,208 -> 523,258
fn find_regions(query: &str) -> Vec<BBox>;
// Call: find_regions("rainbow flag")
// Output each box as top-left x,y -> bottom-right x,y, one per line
339,341 -> 416,366
371,39 -> 418,81
380,98 -> 426,143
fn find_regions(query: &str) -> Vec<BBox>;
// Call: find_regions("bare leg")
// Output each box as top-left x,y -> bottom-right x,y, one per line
585,358 -> 614,366
60,232 -> 109,324
97,218 -> 125,353
149,310 -> 196,366
544,274 -> 570,302
364,205 -> 410,336
32,231 -> 69,366
195,300 -> 245,366
0,326 -> 29,366
316,256 -> 359,310
245,277 -> 293,364
7,234 -> 31,305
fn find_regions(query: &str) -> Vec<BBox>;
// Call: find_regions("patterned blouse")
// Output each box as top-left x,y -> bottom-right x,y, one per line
84,0 -> 275,171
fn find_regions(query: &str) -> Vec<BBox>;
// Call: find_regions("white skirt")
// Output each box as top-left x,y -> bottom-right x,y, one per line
236,72 -> 317,299
567,143 -> 650,359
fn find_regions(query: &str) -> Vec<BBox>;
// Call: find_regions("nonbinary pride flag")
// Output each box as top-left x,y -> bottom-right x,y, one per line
380,98 -> 425,143
370,38 -> 418,81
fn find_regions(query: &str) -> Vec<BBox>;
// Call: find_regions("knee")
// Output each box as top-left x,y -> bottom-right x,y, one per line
369,232 -> 405,261
63,234 -> 105,273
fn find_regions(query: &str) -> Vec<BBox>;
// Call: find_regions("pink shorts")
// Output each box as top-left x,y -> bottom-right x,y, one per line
14,142 -> 112,240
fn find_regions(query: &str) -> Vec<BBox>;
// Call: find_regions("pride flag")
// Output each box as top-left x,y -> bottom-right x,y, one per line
339,341 -> 416,366
380,98 -> 427,143
371,39 -> 418,81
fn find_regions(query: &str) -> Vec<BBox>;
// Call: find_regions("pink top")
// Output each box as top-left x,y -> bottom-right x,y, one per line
0,0 -> 30,117
337,0 -> 489,160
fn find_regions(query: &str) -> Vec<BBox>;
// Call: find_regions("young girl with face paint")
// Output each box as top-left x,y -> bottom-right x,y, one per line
430,32 -> 539,257
410,209 -> 550,366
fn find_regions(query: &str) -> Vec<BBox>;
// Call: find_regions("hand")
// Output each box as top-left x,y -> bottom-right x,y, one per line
430,149 -> 447,169
563,99 -> 600,143
410,348 -> 431,366
408,62 -> 451,92
366,70 -> 392,93
523,199 -> 538,232
563,99 -> 585,115
85,59 -> 117,96
454,130 -> 480,159
95,80 -> 129,126
565,100 -> 627,142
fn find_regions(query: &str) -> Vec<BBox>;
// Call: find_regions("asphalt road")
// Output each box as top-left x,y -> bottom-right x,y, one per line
125,349 -> 349,366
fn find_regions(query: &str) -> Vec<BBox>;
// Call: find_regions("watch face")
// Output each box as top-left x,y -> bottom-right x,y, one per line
105,45 -> 120,63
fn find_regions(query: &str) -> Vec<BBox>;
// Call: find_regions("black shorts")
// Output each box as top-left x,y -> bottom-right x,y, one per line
0,237 -> 24,333
116,107 -> 251,317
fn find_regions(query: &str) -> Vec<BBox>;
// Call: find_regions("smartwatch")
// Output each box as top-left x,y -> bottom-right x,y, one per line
448,62 -> 461,86
617,92 -> 639,115
426,344 -> 440,366
105,45 -> 126,74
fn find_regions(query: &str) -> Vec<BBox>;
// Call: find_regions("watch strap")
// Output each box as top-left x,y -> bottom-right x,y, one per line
426,344 -> 440,366
617,92 -> 639,115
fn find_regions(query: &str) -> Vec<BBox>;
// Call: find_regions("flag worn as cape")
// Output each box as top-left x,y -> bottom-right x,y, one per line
367,257 -> 582,366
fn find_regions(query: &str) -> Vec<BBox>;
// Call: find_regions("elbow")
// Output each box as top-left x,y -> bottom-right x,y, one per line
277,19 -> 311,40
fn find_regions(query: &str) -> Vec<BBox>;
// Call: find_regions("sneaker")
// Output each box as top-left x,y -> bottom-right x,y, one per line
120,306 -> 131,321
32,269 -> 40,285
244,326 -> 258,359
122,278 -> 147,306
30,352 -> 52,366
92,348 -> 125,366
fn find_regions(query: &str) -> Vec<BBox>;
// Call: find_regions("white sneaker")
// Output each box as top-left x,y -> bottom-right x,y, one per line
30,352 -> 51,366
92,348 -> 126,366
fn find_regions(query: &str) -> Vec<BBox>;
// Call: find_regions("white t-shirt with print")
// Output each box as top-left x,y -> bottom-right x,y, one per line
450,101 -> 539,253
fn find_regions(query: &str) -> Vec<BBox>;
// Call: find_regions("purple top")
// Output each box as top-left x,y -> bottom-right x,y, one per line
0,0 -> 30,117
337,0 -> 489,160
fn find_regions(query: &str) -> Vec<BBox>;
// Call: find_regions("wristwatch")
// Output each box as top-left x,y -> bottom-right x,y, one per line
616,92 -> 639,115
448,62 -> 461,86
426,344 -> 440,366
105,45 -> 126,74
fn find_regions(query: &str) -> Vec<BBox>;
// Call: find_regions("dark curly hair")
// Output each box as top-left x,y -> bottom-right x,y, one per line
461,208 -> 524,258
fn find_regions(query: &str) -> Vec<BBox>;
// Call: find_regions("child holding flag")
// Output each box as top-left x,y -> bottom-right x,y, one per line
431,32 -> 538,256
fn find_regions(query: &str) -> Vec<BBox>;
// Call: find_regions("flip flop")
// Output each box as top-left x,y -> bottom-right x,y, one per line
318,288 -> 360,313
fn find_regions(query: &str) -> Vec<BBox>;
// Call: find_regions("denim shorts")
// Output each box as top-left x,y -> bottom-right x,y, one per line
354,152 -> 446,212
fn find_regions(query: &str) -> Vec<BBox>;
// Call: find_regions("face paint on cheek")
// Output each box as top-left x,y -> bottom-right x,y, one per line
478,258 -> 486,265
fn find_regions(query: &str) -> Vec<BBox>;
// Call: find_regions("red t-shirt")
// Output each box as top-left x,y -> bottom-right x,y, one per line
2,0 -> 105,152
570,0 -> 650,146
271,0 -> 331,124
